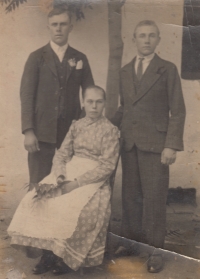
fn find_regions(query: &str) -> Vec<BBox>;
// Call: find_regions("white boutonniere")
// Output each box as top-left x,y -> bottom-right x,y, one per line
68,58 -> 77,68
76,60 -> 83,70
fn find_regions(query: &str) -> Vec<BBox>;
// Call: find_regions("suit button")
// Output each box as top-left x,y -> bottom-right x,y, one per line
55,107 -> 58,110
55,91 -> 58,95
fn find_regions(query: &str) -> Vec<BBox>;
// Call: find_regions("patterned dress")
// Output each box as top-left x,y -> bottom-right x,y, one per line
8,116 -> 119,271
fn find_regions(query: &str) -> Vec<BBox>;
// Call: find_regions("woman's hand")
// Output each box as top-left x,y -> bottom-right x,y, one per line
62,181 -> 79,194
57,175 -> 65,185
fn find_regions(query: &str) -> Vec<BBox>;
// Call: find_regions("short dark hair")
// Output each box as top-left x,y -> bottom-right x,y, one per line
83,85 -> 106,100
133,20 -> 160,38
48,5 -> 72,22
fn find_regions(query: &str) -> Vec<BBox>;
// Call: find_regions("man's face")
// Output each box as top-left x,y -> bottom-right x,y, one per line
48,13 -> 73,46
83,89 -> 105,120
134,25 -> 160,56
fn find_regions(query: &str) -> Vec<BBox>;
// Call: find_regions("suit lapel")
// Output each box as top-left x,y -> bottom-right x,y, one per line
64,46 -> 76,84
132,54 -> 167,104
43,43 -> 58,77
121,58 -> 137,101
66,46 -> 75,83
43,44 -> 78,83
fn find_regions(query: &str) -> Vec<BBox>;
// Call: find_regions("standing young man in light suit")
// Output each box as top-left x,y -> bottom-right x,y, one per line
21,6 -> 94,184
112,20 -> 186,273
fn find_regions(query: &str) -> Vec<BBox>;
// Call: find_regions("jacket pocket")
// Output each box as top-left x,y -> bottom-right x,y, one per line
156,123 -> 168,132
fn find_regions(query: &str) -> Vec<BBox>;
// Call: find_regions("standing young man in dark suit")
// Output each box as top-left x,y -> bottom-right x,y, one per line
112,20 -> 186,273
21,6 -> 94,184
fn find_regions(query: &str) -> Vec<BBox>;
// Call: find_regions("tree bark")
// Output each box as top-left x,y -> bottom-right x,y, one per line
105,0 -> 124,119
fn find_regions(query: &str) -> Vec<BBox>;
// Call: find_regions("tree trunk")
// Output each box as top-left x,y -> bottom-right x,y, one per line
105,0 -> 124,119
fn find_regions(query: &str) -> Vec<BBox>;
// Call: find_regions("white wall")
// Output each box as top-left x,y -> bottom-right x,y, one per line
0,0 -> 200,218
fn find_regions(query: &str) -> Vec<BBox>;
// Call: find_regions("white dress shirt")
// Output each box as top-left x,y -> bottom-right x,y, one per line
134,53 -> 155,75
50,41 -> 68,62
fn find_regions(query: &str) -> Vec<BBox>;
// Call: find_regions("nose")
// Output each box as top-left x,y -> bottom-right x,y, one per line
92,102 -> 97,109
56,24 -> 61,32
144,36 -> 150,44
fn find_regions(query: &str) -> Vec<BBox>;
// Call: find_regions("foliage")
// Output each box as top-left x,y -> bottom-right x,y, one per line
1,0 -> 93,20
1,0 -> 27,13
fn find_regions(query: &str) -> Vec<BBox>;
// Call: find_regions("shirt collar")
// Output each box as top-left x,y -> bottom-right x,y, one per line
50,40 -> 68,53
136,52 -> 155,63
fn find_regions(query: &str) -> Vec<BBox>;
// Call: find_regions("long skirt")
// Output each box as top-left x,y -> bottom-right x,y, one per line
7,156 -> 111,271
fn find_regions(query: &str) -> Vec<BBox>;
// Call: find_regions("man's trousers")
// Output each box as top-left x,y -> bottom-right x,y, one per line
121,145 -> 169,248
28,142 -> 56,183
28,117 -> 71,183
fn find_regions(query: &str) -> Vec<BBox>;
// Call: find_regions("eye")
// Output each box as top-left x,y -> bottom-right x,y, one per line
97,100 -> 103,104
87,100 -> 93,104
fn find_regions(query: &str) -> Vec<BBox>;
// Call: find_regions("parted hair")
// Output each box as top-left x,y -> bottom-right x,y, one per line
133,20 -> 160,38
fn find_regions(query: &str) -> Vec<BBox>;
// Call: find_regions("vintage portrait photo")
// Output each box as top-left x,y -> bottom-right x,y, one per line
0,0 -> 200,278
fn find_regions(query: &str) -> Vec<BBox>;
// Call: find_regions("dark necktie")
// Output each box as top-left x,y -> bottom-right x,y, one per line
137,57 -> 144,81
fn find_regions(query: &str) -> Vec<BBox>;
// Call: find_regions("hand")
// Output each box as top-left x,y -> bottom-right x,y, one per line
62,181 -> 79,194
161,148 -> 177,165
24,129 -> 40,153
57,175 -> 65,185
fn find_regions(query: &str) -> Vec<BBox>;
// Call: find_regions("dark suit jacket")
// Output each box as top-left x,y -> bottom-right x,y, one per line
112,54 -> 186,153
20,43 -> 94,143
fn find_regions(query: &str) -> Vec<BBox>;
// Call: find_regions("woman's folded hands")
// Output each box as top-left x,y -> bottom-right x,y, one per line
57,175 -> 79,194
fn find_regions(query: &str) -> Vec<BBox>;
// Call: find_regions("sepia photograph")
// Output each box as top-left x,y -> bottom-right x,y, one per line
0,0 -> 200,278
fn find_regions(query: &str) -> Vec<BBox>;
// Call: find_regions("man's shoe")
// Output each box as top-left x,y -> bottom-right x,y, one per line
147,254 -> 164,273
32,251 -> 57,274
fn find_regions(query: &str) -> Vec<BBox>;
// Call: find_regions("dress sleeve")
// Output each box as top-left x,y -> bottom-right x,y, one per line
52,121 -> 76,179
76,127 -> 120,187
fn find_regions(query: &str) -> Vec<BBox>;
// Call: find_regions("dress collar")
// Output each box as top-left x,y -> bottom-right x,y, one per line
84,115 -> 104,126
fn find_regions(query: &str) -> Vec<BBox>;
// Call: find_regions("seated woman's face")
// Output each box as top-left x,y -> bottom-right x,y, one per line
83,88 -> 106,119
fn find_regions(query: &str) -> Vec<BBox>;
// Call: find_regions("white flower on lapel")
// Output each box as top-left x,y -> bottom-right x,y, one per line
68,58 -> 76,68
76,60 -> 83,70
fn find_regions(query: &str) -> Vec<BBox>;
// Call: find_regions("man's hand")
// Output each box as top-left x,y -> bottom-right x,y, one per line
62,181 -> 79,194
161,148 -> 177,165
24,129 -> 40,153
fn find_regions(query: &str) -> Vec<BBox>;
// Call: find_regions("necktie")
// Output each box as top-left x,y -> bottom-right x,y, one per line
137,57 -> 144,81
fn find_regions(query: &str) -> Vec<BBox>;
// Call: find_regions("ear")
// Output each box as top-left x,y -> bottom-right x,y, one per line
69,24 -> 73,33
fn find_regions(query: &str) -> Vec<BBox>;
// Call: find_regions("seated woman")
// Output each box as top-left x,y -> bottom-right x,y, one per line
7,85 -> 119,275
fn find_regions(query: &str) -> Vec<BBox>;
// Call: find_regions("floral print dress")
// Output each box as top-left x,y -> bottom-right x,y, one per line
8,116 -> 119,271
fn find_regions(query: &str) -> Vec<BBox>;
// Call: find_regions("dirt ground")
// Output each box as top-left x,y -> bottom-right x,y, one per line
1,163 -> 200,278
1,218 -> 200,279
